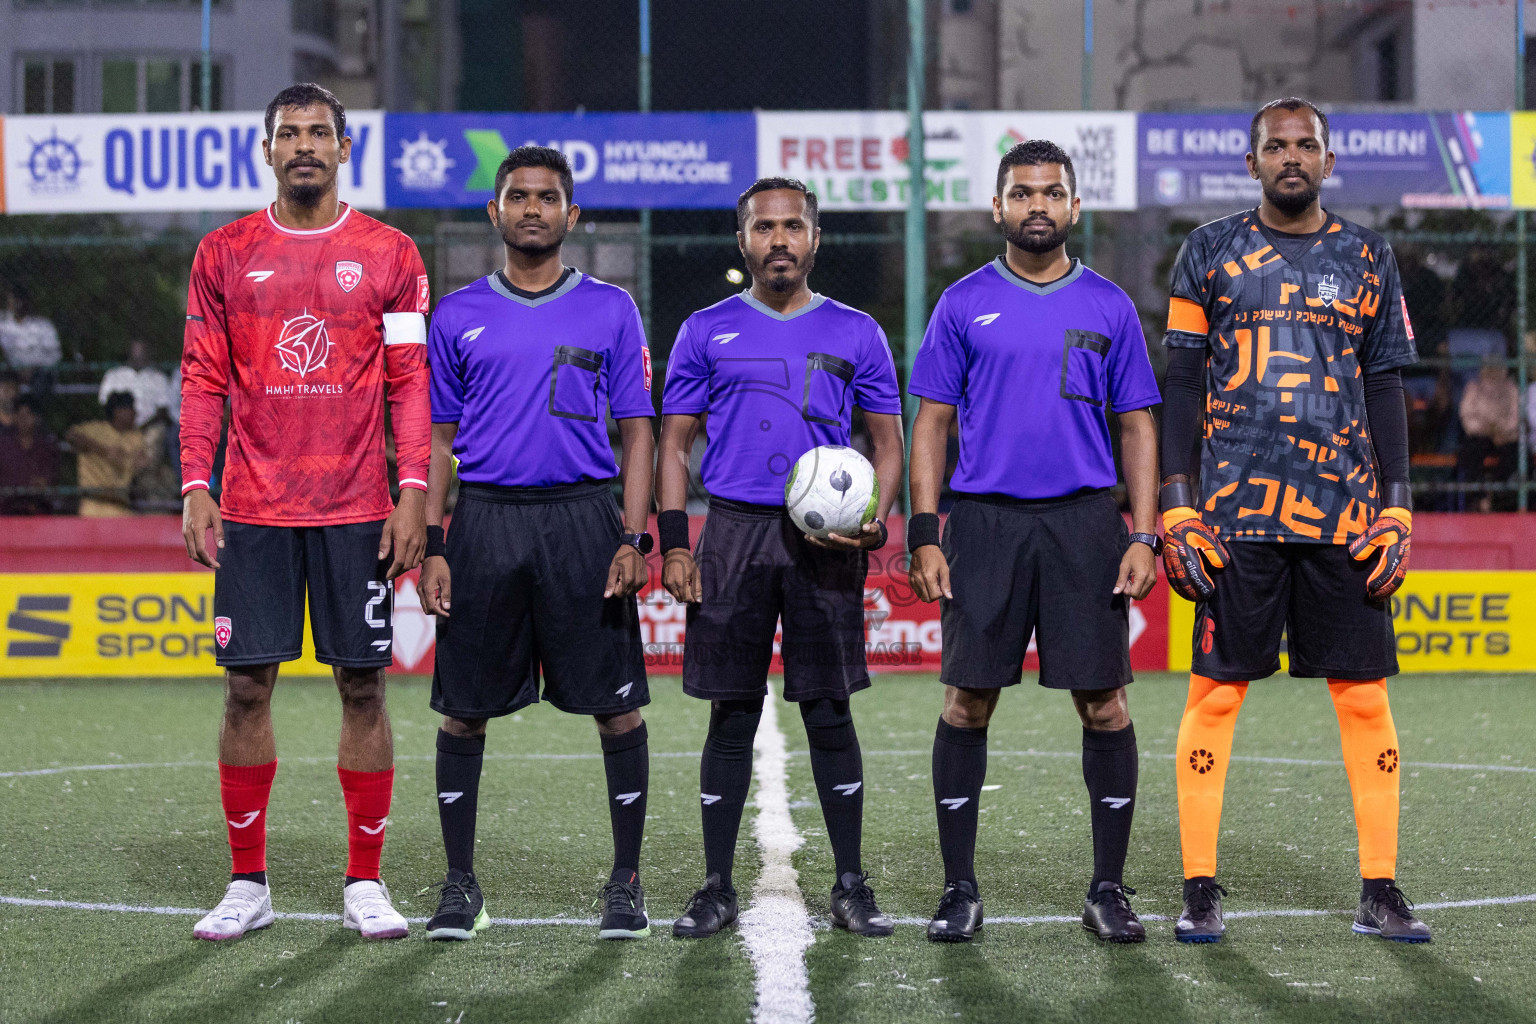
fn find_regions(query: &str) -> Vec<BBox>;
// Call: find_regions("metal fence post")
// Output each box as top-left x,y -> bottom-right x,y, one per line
903,0 -> 926,514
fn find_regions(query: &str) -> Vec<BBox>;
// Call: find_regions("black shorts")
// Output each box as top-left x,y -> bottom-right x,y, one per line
682,498 -> 870,703
939,490 -> 1132,692
1192,541 -> 1398,681
430,482 -> 649,720
213,519 -> 392,669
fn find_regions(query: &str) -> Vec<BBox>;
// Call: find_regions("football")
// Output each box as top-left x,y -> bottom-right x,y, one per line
785,444 -> 879,538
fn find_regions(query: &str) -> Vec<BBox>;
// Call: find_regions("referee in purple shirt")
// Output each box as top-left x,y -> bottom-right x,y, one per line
657,178 -> 906,939
907,141 -> 1162,944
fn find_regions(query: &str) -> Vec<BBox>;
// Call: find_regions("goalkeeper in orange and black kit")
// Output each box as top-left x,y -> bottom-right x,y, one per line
1158,97 -> 1429,944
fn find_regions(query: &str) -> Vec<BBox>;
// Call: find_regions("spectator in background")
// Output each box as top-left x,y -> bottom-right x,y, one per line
0,394 -> 59,515
1457,357 -> 1520,512
0,369 -> 18,429
65,391 -> 148,517
0,283 -> 62,386
98,340 -> 171,432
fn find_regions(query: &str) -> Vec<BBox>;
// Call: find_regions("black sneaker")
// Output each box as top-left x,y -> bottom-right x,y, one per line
597,874 -> 650,940
1082,882 -> 1145,943
672,874 -> 739,939
423,869 -> 488,941
1354,882 -> 1432,943
1175,877 -> 1227,944
927,879 -> 983,943
830,871 -> 894,937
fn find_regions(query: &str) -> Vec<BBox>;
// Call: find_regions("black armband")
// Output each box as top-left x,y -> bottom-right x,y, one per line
906,512 -> 941,552
1383,481 -> 1412,512
1159,480 -> 1196,513
658,509 -> 691,553
425,525 -> 447,559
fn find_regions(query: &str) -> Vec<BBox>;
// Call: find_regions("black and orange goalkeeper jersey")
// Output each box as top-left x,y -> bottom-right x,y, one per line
1163,209 -> 1417,545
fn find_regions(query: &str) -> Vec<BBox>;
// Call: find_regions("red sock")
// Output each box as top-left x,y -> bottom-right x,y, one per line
338,766 -> 394,880
220,760 -> 277,875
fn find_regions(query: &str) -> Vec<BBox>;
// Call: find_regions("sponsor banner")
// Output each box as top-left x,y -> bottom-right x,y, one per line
756,111 -> 1136,211
383,112 -> 755,209
1140,111 -> 1511,209
1166,570 -> 1536,673
2,111 -> 384,214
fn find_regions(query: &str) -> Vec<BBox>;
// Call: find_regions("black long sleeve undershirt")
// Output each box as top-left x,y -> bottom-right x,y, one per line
1158,347 -> 1410,485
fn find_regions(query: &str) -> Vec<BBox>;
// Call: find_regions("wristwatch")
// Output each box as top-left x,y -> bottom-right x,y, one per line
619,532 -> 654,554
1128,532 -> 1163,555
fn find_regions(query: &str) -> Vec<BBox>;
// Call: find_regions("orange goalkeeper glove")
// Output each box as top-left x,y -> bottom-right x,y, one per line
1348,486 -> 1412,601
1160,482 -> 1231,603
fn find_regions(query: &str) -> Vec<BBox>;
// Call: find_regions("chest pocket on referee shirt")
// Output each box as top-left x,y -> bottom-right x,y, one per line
1060,329 -> 1110,405
549,345 -> 604,422
802,352 -> 856,426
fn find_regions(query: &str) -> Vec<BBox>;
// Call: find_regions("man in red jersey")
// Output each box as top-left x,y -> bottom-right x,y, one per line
181,84 -> 429,941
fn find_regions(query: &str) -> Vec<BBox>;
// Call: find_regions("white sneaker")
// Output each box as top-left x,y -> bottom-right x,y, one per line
343,879 -> 409,940
193,880 -> 275,941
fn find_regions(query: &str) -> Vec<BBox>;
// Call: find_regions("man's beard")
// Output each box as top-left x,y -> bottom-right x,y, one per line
1005,217 -> 1071,254
284,182 -> 325,209
1263,173 -> 1320,216
747,248 -> 814,292
501,217 -> 568,257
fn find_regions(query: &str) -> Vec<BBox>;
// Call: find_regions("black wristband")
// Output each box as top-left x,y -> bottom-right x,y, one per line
1384,481 -> 1412,512
870,518 -> 889,551
425,524 -> 447,559
907,512 -> 941,552
1160,480 -> 1196,513
658,509 -> 690,553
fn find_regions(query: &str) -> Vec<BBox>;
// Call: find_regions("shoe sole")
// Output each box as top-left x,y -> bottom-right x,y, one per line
194,908 -> 275,941
1352,923 -> 1431,943
428,906 -> 490,941
1175,932 -> 1222,944
598,924 -> 651,940
832,920 -> 895,937
672,919 -> 737,939
926,920 -> 981,943
1082,922 -> 1146,944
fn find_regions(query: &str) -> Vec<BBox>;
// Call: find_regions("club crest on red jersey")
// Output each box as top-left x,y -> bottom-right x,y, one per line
275,310 -> 333,377
214,616 -> 232,648
417,274 -> 430,312
335,261 -> 363,293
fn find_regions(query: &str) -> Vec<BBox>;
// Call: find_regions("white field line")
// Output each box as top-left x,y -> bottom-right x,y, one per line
5,892 -> 1534,930
6,749 -> 1529,781
739,687 -> 816,1024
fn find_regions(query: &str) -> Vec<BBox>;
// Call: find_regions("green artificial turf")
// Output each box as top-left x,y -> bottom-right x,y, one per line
0,672 -> 1531,1023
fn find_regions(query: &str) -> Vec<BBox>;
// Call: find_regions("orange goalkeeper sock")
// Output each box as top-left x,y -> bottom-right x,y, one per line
1176,674 -> 1249,879
1328,679 -> 1400,881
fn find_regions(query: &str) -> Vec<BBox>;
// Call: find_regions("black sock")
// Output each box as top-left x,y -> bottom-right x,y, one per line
1362,877 -> 1395,901
1083,722 -> 1138,890
800,698 -> 864,883
699,698 -> 763,890
435,729 -> 485,876
601,720 -> 649,881
932,717 -> 987,886
231,870 -> 267,885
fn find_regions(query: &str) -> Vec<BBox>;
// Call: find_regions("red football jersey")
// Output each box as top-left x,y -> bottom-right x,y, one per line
179,203 -> 431,526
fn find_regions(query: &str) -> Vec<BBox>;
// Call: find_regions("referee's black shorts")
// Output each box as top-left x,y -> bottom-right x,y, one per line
939,488 -> 1133,692
682,498 -> 871,703
430,482 -> 649,720
1191,540 -> 1398,682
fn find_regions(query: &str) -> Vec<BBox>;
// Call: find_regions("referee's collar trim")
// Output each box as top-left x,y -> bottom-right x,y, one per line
487,269 -> 584,307
736,290 -> 827,321
990,256 -> 1084,296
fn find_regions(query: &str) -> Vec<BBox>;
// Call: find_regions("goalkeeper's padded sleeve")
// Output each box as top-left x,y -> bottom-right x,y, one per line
1159,345 -> 1206,483
1362,370 -> 1409,485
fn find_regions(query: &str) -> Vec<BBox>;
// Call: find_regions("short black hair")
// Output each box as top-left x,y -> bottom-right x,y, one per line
1250,97 -> 1330,155
996,140 -> 1076,197
493,146 -> 575,204
104,391 -> 135,415
264,83 -> 346,141
736,177 -> 819,232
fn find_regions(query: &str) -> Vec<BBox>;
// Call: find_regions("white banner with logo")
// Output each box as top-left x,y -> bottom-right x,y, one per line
2,111 -> 385,214
756,110 -> 1137,212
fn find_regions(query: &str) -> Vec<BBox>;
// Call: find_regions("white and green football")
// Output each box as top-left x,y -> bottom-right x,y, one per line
785,444 -> 879,539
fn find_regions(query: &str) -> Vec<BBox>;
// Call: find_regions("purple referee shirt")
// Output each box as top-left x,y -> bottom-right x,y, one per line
428,272 -> 654,487
662,291 -> 902,505
910,258 -> 1160,499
